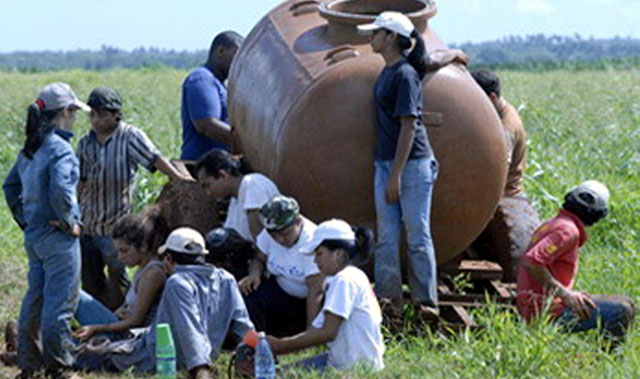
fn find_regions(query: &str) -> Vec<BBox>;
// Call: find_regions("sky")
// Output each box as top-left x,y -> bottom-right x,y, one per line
0,0 -> 638,53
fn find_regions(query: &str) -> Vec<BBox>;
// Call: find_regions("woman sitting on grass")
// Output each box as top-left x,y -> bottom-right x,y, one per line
73,207 -> 169,340
266,219 -> 385,372
195,148 -> 280,243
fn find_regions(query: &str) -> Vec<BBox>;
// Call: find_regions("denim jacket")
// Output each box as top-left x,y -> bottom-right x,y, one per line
3,129 -> 81,238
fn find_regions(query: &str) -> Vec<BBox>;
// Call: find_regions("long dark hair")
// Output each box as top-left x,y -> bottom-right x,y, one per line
319,227 -> 374,265
23,103 -> 60,159
195,148 -> 253,179
395,30 -> 429,80
112,205 -> 170,256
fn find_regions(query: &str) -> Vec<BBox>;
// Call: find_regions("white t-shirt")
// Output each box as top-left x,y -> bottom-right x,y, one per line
256,217 -> 320,298
223,173 -> 280,242
311,266 -> 385,371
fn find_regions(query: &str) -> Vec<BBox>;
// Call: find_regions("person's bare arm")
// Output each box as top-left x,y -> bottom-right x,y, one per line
522,259 -> 595,318
386,116 -> 417,203
238,251 -> 266,295
305,274 -> 324,327
266,312 -> 343,355
426,49 -> 468,70
193,118 -> 232,147
74,267 -> 166,339
246,209 -> 263,241
154,156 -> 193,181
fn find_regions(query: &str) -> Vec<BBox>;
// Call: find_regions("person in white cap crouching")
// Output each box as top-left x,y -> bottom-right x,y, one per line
516,180 -> 635,344
74,227 -> 254,379
265,219 -> 385,372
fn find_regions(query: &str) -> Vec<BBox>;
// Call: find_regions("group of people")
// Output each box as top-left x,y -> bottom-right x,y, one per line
1,9 -> 635,379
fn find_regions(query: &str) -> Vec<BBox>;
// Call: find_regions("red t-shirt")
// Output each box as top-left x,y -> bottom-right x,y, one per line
516,209 -> 587,321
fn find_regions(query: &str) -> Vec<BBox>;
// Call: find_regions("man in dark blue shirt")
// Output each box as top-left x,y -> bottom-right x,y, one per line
181,31 -> 243,160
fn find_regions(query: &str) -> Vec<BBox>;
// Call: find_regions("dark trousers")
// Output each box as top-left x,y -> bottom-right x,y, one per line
243,276 -> 307,337
80,235 -> 130,310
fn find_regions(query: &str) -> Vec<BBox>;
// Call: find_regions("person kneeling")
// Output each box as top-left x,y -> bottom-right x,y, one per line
75,227 -> 254,378
266,219 -> 385,372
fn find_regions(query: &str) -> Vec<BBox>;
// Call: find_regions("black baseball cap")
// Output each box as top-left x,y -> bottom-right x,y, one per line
87,87 -> 122,111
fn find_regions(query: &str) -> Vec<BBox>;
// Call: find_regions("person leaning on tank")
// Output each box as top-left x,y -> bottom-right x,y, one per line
357,11 -> 440,320
181,31 -> 244,160
76,86 -> 191,310
469,69 -> 540,282
516,180 -> 635,344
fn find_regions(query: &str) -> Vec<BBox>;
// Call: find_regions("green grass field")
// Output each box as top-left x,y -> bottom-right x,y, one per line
0,67 -> 638,378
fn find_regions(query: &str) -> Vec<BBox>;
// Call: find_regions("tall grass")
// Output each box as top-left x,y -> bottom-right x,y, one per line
0,67 -> 638,378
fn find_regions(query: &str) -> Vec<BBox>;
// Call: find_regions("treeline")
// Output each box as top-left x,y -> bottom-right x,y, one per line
1,35 -> 640,72
454,34 -> 640,68
0,46 -> 207,72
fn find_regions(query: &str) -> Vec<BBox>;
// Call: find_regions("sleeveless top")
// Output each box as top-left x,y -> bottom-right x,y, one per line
121,260 -> 166,326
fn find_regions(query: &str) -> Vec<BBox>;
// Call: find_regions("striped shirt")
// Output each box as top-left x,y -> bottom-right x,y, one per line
77,122 -> 159,235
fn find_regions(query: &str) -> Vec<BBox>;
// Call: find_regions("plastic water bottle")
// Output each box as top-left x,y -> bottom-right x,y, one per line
254,332 -> 276,379
156,323 -> 177,379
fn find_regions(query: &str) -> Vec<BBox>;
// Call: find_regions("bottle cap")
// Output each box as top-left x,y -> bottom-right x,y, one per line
243,329 -> 259,348
156,323 -> 174,347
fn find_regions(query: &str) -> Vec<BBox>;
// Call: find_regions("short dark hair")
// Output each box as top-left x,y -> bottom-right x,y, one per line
471,69 -> 501,97
161,249 -> 206,265
208,31 -> 244,58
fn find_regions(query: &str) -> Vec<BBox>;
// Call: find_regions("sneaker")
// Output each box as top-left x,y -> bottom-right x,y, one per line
418,305 -> 440,324
4,320 -> 18,352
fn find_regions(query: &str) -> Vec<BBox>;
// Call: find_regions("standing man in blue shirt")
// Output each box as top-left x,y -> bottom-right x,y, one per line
181,31 -> 244,160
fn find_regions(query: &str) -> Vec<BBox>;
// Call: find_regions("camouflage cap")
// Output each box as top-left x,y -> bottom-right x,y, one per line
259,195 -> 300,232
87,86 -> 122,111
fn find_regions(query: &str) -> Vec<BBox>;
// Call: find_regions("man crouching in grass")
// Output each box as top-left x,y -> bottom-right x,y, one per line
516,180 -> 635,345
74,227 -> 254,378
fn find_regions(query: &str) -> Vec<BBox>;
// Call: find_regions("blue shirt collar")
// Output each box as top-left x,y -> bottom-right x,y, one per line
54,128 -> 74,141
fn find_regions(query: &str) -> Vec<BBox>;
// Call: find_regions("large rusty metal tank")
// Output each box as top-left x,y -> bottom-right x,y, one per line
228,0 -> 507,264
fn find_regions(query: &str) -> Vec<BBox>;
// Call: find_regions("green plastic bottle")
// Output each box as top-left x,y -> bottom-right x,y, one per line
156,323 -> 177,378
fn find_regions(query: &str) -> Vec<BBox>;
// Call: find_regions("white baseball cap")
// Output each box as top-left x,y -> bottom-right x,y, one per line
158,227 -> 209,256
357,11 -> 414,39
37,82 -> 90,112
300,219 -> 355,254
568,180 -> 610,212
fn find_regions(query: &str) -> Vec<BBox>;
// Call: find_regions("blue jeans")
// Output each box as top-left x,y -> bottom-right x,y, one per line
292,352 -> 329,372
75,290 -> 120,326
555,295 -> 635,339
80,234 -> 130,310
18,229 -> 80,372
373,157 -> 439,306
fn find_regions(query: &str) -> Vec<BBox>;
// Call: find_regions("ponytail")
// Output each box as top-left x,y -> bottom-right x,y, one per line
23,103 -> 57,159
319,226 -> 374,265
406,30 -> 428,80
196,148 -> 253,179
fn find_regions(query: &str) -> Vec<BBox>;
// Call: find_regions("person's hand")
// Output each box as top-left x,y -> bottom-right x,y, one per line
49,220 -> 81,237
73,325 -> 98,340
238,274 -> 261,295
265,335 -> 282,355
560,289 -> 596,319
385,174 -> 401,204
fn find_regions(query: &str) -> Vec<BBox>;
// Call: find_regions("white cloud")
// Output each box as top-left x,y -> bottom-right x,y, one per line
515,0 -> 555,15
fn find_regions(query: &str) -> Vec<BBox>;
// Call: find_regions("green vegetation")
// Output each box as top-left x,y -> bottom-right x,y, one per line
0,67 -> 638,378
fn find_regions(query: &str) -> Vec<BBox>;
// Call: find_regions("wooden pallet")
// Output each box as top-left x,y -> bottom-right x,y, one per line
437,259 -> 516,331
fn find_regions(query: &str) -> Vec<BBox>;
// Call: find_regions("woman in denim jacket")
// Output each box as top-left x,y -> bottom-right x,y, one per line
3,83 -> 88,379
